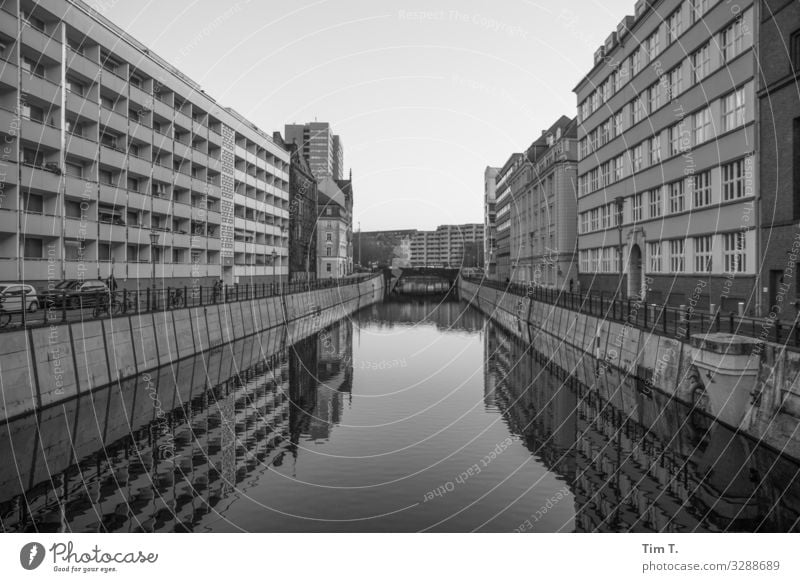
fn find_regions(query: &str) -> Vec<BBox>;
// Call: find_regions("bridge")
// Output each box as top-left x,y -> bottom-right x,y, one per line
387,268 -> 460,295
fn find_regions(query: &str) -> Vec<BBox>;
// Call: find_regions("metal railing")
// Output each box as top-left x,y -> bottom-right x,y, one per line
461,276 -> 800,349
0,274 -> 377,332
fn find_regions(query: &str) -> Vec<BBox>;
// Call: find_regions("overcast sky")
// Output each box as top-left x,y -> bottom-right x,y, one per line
98,0 -> 635,231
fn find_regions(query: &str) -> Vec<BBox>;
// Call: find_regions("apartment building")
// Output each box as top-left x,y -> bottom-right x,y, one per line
508,116 -> 579,289
317,177 -> 350,278
409,223 -> 484,268
484,166 -> 499,275
575,0 -> 757,312
494,153 -> 523,281
0,0 -> 290,288
284,122 -> 344,181
759,0 -> 800,319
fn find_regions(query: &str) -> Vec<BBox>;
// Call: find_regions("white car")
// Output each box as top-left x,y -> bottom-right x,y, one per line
0,283 -> 40,313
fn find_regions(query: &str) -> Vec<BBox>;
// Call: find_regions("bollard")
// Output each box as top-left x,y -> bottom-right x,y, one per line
738,302 -> 745,317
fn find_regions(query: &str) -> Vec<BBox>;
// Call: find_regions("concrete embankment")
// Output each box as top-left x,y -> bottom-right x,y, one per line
459,278 -> 800,460
0,275 -> 383,423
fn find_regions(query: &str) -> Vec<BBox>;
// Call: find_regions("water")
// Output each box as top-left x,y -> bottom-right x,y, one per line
1,296 -> 799,532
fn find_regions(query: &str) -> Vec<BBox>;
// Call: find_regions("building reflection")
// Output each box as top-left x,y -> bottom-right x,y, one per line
485,321 -> 800,532
356,295 -> 483,332
0,321 -> 354,533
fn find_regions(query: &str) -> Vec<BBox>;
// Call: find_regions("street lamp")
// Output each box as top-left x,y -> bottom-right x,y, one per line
614,196 -> 625,300
149,231 -> 160,288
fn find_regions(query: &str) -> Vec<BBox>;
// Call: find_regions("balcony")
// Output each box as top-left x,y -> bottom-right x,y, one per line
100,144 -> 126,168
173,171 -> 191,190
21,165 -> 61,193
151,195 -> 171,215
207,129 -> 222,148
174,110 -> 191,131
99,108 -> 128,134
65,260 -> 98,279
98,221 -> 127,243
128,154 -> 151,176
172,232 -> 191,248
193,151 -> 208,168
207,210 -> 222,225
65,175 -> 95,199
191,206 -> 209,222
22,74 -> 61,105
129,85 -> 152,111
21,26 -> 62,63
21,119 -> 61,150
0,59 -> 18,90
152,164 -> 172,183
127,225 -> 151,245
173,202 -> 192,219
66,91 -> 99,120
208,237 -> 221,251
99,183 -> 125,205
153,98 -> 172,119
0,209 -> 17,233
207,156 -> 222,173
126,190 -> 148,211
128,121 -> 151,141
64,216 -> 95,239
173,140 -> 191,160
66,49 -> 99,80
101,71 -> 127,96
191,177 -> 207,194
19,212 -> 62,237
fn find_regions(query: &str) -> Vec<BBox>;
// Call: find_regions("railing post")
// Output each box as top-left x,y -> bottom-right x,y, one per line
663,307 -> 668,335
199,286 -> 203,306
21,297 -> 26,327
146,287 -> 151,312
122,289 -> 128,313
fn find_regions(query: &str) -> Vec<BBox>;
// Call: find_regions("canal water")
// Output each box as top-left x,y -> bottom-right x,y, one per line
1,296 -> 799,532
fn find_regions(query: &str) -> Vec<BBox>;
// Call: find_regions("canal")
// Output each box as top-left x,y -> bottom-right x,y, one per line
1,295 -> 799,532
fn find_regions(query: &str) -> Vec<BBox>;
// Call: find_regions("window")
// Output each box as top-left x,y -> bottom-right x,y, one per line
326,208 -> 332,216
633,96 -> 646,124
65,241 -> 83,260
649,135 -> 662,165
647,31 -> 660,62
669,123 -> 684,156
722,87 -> 746,131
590,208 -> 599,231
601,204 -> 611,229
21,57 -> 45,77
633,143 -> 644,172
649,188 -> 663,217
669,180 -> 685,213
581,212 -> 590,233
601,247 -> 613,272
21,103 -> 44,123
724,231 -> 747,273
694,235 -> 713,272
65,77 -> 84,96
98,243 -> 112,261
66,120 -> 83,136
22,192 -> 43,213
101,94 -> 115,109
693,171 -> 712,207
326,263 -> 332,272
692,43 -> 711,83
591,248 -> 600,273
22,147 -> 44,166
614,155 -> 624,181
326,232 -> 332,241
693,107 -> 712,144
648,83 -> 660,113
648,242 -> 662,272
173,249 -> 185,263
668,66 -> 683,100
127,177 -> 139,192
614,112 -> 623,136
65,162 -> 82,178
691,0 -> 709,24
23,237 -> 43,259
632,193 -> 643,222
21,11 -> 46,32
667,8 -> 683,44
721,19 -> 745,63
722,159 -> 747,200
580,250 -> 590,273
326,246 -> 332,257
669,239 -> 685,272
601,162 -> 612,187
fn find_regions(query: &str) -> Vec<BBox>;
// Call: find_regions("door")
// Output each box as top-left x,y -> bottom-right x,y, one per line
769,270 -> 784,314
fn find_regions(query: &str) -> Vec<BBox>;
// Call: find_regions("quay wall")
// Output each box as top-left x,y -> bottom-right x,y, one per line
0,276 -> 383,423
459,278 -> 800,459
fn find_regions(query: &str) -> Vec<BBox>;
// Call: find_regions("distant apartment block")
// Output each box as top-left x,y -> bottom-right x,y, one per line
0,0 -> 290,287
575,0 -> 757,312
507,116 -> 578,289
410,223 -> 484,268
494,153 -> 523,281
284,122 -> 344,181
484,166 -> 499,275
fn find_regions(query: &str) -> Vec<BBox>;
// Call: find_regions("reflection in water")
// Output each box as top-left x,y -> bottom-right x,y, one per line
1,299 -> 799,532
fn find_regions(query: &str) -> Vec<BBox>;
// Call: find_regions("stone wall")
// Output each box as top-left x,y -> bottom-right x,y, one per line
0,275 -> 383,422
460,278 -> 800,459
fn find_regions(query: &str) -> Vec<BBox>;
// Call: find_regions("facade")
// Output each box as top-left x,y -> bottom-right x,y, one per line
0,0 -> 289,289
494,153 -> 523,281
409,223 -> 484,268
508,116 -> 579,289
484,166 -> 499,276
316,177 -> 349,278
575,0 -> 758,312
758,0 -> 800,319
284,122 -> 343,181
335,175 -> 354,274
275,135 -> 317,282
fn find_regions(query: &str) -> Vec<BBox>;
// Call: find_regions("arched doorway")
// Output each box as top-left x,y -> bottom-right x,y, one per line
628,244 -> 643,300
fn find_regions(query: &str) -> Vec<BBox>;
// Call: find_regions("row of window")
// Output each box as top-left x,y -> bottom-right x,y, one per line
577,84 -> 750,197
578,0 -> 743,124
579,231 -> 750,275
579,157 -> 752,233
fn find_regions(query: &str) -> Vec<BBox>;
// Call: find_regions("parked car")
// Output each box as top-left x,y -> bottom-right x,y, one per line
43,279 -> 110,309
0,283 -> 40,312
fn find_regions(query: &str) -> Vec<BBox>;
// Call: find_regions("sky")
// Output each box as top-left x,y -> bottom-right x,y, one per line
96,0 -> 635,231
